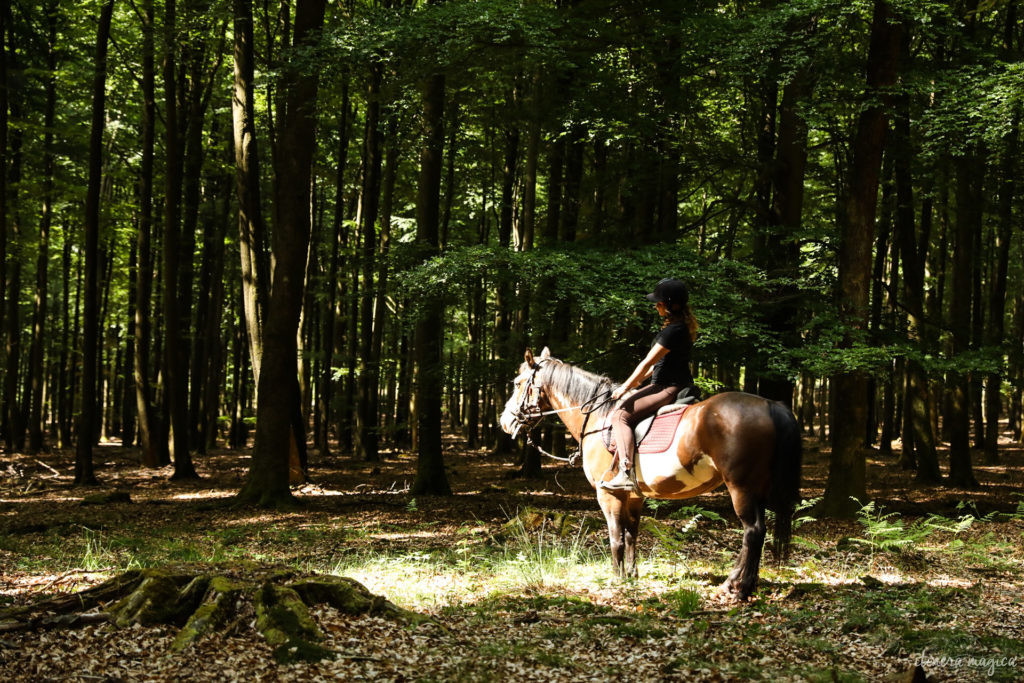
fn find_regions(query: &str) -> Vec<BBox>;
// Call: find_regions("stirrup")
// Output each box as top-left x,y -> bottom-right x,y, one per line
600,467 -> 638,491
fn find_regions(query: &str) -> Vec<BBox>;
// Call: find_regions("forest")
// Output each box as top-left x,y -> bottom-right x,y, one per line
0,0 -> 1022,679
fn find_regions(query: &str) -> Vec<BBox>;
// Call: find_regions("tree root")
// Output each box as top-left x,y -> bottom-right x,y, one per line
0,563 -> 424,662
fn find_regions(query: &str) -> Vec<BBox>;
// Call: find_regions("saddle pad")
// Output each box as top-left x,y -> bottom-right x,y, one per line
637,408 -> 687,454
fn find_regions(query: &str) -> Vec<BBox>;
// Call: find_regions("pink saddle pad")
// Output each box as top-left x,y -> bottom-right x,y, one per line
637,408 -> 688,454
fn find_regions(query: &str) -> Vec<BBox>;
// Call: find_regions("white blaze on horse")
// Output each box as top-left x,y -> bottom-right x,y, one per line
500,347 -> 802,601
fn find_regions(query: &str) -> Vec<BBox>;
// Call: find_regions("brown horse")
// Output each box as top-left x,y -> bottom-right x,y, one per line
499,348 -> 802,600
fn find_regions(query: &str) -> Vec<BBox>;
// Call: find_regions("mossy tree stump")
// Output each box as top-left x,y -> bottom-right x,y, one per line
0,564 -> 425,663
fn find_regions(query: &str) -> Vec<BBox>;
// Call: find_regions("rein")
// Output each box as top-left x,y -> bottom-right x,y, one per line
522,383 -> 615,467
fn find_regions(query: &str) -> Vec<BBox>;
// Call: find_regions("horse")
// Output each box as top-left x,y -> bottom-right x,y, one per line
499,347 -> 802,600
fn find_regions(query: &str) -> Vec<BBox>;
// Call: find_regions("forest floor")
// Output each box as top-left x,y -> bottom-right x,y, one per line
0,431 -> 1022,682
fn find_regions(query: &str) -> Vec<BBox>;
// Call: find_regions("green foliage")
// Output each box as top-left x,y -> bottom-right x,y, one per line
851,500 -> 934,554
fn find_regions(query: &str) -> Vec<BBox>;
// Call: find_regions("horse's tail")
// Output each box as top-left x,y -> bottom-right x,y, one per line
767,400 -> 802,561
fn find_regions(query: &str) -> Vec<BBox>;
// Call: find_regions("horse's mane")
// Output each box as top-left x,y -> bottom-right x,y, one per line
539,358 -> 617,418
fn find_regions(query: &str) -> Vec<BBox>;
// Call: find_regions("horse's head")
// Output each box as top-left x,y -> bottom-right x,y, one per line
499,347 -> 553,438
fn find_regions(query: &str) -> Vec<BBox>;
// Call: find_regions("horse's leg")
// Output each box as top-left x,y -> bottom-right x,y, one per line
597,489 -> 627,576
723,489 -> 766,600
622,496 -> 644,578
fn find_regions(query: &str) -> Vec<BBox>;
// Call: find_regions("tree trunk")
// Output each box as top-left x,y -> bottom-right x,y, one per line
232,0 -> 271,385
947,148 -> 981,488
410,71 -> 451,496
356,61 -> 383,463
2,33 -> 23,453
983,112 -> 1017,463
26,3 -> 59,452
133,0 -> 159,466
161,0 -> 197,480
0,0 -> 7,383
893,75 -> 941,481
822,0 -> 902,517
760,68 -> 811,407
238,0 -> 327,506
122,243 -> 137,447
76,0 -> 115,485
371,117 -> 399,452
316,90 -> 351,459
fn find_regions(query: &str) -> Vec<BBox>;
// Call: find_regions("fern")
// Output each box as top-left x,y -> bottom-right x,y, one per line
851,500 -> 931,554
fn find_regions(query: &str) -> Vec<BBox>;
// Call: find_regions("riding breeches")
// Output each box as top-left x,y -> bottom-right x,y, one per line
611,383 -> 680,467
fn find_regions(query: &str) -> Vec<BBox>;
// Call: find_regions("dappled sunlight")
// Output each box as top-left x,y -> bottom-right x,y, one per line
170,490 -> 235,501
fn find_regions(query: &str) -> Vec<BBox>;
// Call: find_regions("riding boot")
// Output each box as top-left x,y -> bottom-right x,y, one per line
600,458 -> 637,491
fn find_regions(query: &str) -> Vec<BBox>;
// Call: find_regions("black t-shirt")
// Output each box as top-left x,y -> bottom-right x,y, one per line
651,321 -> 694,388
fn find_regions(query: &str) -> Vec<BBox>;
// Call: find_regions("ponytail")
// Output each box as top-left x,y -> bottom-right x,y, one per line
684,305 -> 699,342
661,303 -> 699,341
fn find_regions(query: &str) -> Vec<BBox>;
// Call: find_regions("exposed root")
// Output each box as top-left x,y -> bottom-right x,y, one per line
0,563 -> 423,662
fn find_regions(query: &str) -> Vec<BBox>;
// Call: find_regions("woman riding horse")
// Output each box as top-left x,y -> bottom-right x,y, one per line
604,278 -> 699,491
499,339 -> 802,600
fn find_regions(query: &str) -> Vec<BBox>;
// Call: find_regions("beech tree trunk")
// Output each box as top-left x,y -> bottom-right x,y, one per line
133,0 -> 159,466
822,0 -> 902,517
983,112 -> 1017,464
76,0 -> 115,485
411,71 -> 451,496
232,0 -> 271,384
26,3 -> 58,452
893,73 -> 941,481
356,62 -> 383,463
238,0 -> 327,506
162,0 -> 198,480
947,148 -> 982,488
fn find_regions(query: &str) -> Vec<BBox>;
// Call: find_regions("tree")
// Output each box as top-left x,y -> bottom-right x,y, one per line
25,1 -> 58,453
76,0 -> 116,485
238,0 -> 327,506
411,70 -> 451,497
821,0 -> 903,517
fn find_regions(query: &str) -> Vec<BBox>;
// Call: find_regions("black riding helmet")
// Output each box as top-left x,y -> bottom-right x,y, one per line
645,278 -> 689,309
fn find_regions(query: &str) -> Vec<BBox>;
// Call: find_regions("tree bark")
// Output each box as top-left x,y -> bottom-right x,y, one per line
161,0 -> 198,480
133,0 -> 159,466
238,0 -> 327,506
822,0 -> 902,517
356,61 -> 383,463
76,0 -> 115,485
893,77 -> 941,481
411,71 -> 451,496
315,92 -> 350,459
232,0 -> 271,385
26,3 -> 59,452
983,112 -> 1017,463
947,148 -> 982,488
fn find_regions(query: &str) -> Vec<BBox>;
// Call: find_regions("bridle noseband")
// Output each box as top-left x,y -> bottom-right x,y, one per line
508,360 -> 548,438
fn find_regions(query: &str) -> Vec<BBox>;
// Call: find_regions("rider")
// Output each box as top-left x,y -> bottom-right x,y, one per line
601,278 -> 699,491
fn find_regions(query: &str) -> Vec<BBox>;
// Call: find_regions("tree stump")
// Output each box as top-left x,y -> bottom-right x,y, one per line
0,563 -> 425,663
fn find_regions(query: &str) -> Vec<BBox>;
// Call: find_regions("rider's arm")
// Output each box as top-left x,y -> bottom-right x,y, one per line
611,343 -> 670,400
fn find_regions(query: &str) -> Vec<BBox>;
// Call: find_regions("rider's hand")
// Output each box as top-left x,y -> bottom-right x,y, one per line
611,386 -> 628,401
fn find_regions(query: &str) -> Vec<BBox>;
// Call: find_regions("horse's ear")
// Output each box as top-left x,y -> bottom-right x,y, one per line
539,347 -> 551,360
524,349 -> 535,367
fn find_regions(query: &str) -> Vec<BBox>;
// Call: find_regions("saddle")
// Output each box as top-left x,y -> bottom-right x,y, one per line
602,386 -> 700,454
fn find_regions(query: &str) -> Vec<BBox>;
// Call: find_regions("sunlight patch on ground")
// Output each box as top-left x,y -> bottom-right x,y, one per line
0,496 -> 82,505
170,490 -> 235,501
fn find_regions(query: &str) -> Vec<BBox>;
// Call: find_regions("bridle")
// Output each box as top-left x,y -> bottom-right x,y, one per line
507,359 -> 615,465
507,360 -> 552,438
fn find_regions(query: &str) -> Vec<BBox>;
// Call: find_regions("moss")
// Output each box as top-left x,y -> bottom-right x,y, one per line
290,575 -> 430,626
254,583 -> 323,649
108,571 -> 191,627
290,576 -> 376,614
171,576 -> 248,651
